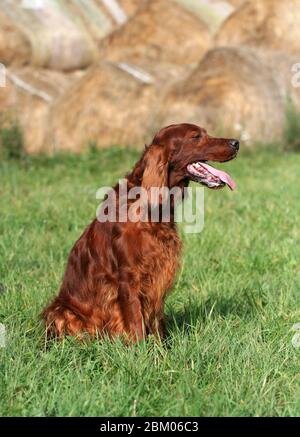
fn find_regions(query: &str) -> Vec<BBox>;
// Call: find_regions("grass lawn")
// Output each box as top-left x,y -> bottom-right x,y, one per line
1,145 -> 300,417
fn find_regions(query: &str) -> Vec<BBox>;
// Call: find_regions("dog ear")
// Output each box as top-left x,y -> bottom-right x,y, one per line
141,145 -> 168,207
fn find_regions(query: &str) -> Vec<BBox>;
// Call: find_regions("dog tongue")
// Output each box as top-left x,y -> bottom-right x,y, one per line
200,163 -> 236,191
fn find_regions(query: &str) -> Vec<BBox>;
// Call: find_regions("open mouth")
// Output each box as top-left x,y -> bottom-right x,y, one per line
186,162 -> 236,191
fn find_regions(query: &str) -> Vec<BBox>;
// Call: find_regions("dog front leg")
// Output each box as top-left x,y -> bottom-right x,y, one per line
118,280 -> 145,342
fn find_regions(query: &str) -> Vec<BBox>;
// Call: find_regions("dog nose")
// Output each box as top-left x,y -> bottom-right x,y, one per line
230,139 -> 239,151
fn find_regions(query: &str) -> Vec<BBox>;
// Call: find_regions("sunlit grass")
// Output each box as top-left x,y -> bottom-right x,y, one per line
1,145 -> 300,416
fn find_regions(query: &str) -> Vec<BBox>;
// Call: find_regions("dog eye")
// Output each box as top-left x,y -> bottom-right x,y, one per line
192,134 -> 201,140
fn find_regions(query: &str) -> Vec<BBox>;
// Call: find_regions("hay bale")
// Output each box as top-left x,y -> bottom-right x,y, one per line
0,68 -> 83,153
0,10 -> 31,66
44,62 -> 166,152
42,0 -> 213,153
0,0 -> 140,71
0,0 -> 102,71
225,0 -> 245,6
95,0 -> 141,25
162,46 -> 292,144
119,0 -> 142,16
103,0 -> 142,23
43,47 -> 300,152
216,0 -> 300,54
265,51 -> 300,111
98,0 -> 211,66
173,0 -> 235,31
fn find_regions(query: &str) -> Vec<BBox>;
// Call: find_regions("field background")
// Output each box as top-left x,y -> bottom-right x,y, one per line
1,144 -> 300,416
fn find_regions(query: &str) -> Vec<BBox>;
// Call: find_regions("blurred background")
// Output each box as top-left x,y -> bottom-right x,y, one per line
1,0 -> 300,155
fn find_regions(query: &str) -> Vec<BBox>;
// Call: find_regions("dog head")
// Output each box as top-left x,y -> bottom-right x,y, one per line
142,123 -> 239,193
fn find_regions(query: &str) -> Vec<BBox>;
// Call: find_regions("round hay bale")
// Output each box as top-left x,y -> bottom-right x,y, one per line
0,10 -> 31,66
44,62 -> 166,152
119,0 -> 142,16
173,0 -> 236,32
113,0 -> 143,20
0,0 -> 101,71
0,68 -> 83,153
0,0 -> 141,71
162,46 -> 289,144
98,0 -> 211,66
226,0 -> 245,7
0,0 -> 149,72
263,50 -> 300,111
97,0 -> 142,26
216,0 -> 300,54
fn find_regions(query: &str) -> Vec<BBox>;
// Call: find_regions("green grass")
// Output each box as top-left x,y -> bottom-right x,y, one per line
1,145 -> 300,417
0,119 -> 24,161
284,103 -> 300,152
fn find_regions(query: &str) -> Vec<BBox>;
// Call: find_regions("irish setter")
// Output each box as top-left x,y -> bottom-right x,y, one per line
42,123 -> 239,342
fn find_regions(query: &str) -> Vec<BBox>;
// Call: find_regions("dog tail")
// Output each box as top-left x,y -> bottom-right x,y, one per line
41,296 -> 88,338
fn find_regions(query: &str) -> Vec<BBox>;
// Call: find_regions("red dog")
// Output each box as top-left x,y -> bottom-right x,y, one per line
42,124 -> 239,341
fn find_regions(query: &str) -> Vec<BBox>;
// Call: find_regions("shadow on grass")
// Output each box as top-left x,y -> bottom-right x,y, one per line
39,291 -> 267,350
166,291 -> 266,337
